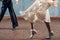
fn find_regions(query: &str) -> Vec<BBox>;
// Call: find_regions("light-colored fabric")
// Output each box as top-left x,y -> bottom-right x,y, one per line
16,0 -> 18,1
20,0 -> 58,23
47,0 -> 58,7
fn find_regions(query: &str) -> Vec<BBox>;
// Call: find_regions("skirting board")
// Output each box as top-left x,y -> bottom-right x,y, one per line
2,16 -> 60,20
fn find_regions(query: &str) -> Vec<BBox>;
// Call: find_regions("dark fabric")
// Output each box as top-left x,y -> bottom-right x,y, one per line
0,0 -> 18,27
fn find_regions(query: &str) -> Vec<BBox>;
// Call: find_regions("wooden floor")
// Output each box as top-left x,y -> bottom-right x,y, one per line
0,18 -> 60,40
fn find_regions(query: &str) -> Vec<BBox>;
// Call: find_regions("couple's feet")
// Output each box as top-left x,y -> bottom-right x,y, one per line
30,29 -> 54,39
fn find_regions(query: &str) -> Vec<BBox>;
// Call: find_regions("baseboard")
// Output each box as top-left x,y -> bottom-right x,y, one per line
50,17 -> 60,20
2,16 -> 60,20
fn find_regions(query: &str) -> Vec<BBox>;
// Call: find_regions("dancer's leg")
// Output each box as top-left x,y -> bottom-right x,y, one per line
8,0 -> 18,30
44,22 -> 54,39
0,2 -> 7,22
30,23 -> 37,38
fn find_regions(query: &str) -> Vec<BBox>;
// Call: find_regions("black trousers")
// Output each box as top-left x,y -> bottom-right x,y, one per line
0,0 -> 18,27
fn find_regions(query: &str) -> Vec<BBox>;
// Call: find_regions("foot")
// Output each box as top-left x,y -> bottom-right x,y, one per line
30,29 -> 37,38
12,24 -> 18,31
46,31 -> 54,39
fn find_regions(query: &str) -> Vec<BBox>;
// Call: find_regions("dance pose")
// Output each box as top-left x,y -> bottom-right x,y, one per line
19,0 -> 58,39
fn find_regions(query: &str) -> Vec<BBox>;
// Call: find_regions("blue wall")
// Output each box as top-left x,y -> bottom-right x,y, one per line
0,0 -> 60,17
